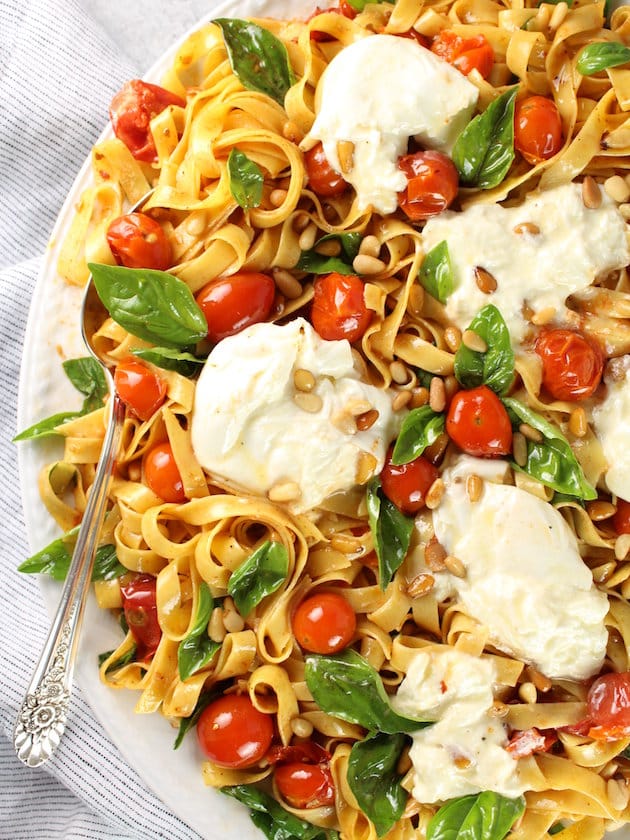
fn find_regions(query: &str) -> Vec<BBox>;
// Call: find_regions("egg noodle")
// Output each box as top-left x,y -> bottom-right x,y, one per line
28,0 -> 630,837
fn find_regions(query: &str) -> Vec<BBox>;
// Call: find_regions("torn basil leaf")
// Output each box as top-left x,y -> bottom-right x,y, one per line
177,582 -> 221,681
296,232 -> 362,275
427,791 -> 526,840
576,42 -> 630,76
347,733 -> 408,837
366,477 -> 414,590
228,148 -> 264,209
132,346 -> 205,377
418,240 -> 454,304
391,406 -> 445,465
454,304 -> 514,395
223,785 -> 339,840
173,688 -> 222,750
19,534 -> 126,583
227,540 -> 289,617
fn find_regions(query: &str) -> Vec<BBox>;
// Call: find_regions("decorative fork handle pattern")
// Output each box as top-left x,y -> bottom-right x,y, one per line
14,393 -> 126,767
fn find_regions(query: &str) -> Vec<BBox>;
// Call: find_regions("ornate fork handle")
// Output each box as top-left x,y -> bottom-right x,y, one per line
14,392 -> 126,767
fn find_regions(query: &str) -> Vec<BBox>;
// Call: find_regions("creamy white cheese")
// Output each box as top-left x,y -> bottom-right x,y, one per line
431,456 -> 609,679
393,648 -> 526,803
190,319 -> 400,513
422,183 -> 630,344
304,34 -> 478,213
592,357 -> 630,500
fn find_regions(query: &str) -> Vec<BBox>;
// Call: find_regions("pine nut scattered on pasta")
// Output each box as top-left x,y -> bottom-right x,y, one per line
337,140 -> 355,174
347,399 -> 373,416
293,368 -> 316,392
513,221 -> 540,236
425,537 -> 447,571
389,360 -> 410,385
330,533 -> 363,554
269,188 -> 288,207
444,375 -> 459,403
607,778 -> 630,812
268,481 -> 302,502
462,329 -> 488,353
298,222 -> 318,251
283,120 -> 303,143
513,432 -> 528,467
209,607 -> 226,643
615,534 -> 630,561
586,500 -> 617,522
273,268 -> 303,300
526,665 -> 552,693
474,266 -> 498,294
429,376 -> 446,412
444,554 -> 466,578
530,306 -> 557,326
605,175 -> 630,204
353,254 -> 386,275
293,213 -> 310,232
407,572 -> 435,598
356,451 -> 378,484
518,681 -> 538,704
356,408 -> 380,430
127,462 -> 142,482
392,390 -> 412,411
444,326 -> 462,352
293,391 -> 323,413
489,700 -> 509,718
222,598 -> 246,633
519,422 -> 543,443
315,238 -> 342,257
359,235 -> 381,258
548,1 -> 568,31
569,406 -> 588,438
290,717 -> 314,738
425,478 -> 446,510
581,176 -> 602,209
466,473 -> 483,502
411,386 -> 430,408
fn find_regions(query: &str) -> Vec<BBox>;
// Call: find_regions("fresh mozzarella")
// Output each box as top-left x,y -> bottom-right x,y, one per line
304,34 -> 478,213
592,357 -> 630,500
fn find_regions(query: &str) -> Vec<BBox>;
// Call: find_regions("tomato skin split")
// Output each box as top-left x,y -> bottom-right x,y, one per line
397,151 -> 458,222
534,329 -> 603,402
107,213 -> 172,271
505,727 -> 557,758
114,358 -> 167,421
304,142 -> 348,196
586,672 -> 630,740
120,573 -> 161,660
431,30 -> 494,79
311,272 -> 371,342
109,79 -> 185,162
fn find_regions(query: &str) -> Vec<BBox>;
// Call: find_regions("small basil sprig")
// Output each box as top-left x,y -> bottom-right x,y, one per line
223,785 -> 339,840
427,792 -> 526,840
366,478 -> 414,590
177,582 -> 221,682
228,148 -> 263,209
305,650 -> 431,734
227,540 -> 289,617
213,19 -> 295,106
133,347 -> 205,377
98,643 -> 137,674
173,688 -> 222,750
419,241 -> 454,304
19,536 -> 126,582
453,88 -> 517,189
296,232 -> 362,275
576,42 -> 630,76
391,406 -> 445,465
347,733 -> 408,837
503,397 -> 597,500
345,0 -> 394,8
454,304 -> 514,395
88,263 -> 207,349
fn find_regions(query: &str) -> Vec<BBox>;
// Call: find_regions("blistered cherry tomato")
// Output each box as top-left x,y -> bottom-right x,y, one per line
397,151 -> 459,222
614,499 -> 630,535
534,329 -> 603,402
275,762 -> 335,809
505,728 -> 557,758
267,742 -> 331,766
292,592 -> 356,654
143,442 -> 186,503
197,694 -> 274,768
311,272 -> 371,342
380,446 -> 439,515
304,142 -> 348,196
446,385 -> 512,457
106,213 -> 172,271
431,30 -> 494,79
587,672 -> 630,741
114,358 -> 167,421
398,29 -> 430,48
109,79 -> 185,162
120,574 -> 161,660
307,1 -> 356,41
195,272 -> 275,343
515,96 -> 563,164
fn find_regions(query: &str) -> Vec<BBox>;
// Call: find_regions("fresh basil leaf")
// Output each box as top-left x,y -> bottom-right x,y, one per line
62,357 -> 108,412
19,533 -> 125,583
98,643 -> 137,674
419,241 -> 454,304
173,688 -> 222,750
88,263 -> 207,349
178,582 -> 221,681
305,649 -> 430,734
428,792 -> 526,840
346,0 -> 394,8
132,347 -> 205,377
454,304 -> 514,395
576,42 -> 630,76
366,478 -> 413,590
223,785 -> 339,840
548,824 -> 566,836
92,544 -> 127,581
13,411 -> 81,442
503,397 -> 597,500
391,406 -> 445,465
347,733 -> 408,837
227,540 -> 288,617
228,148 -> 264,209
452,87 -> 517,190
213,19 -> 295,106
296,232 -> 362,275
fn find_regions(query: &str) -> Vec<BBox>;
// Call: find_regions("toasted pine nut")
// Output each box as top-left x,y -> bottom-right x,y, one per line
356,451 -> 378,484
291,717 -> 314,738
513,432 -> 528,467
359,235 -> 381,257
425,537 -> 447,571
222,597 -> 246,633
293,213 -> 310,232
489,700 -> 509,718
392,390 -> 412,411
532,5 -> 551,29
407,572 -> 435,598
429,377 -> 446,412
462,329 -> 488,353
357,408 -> 380,430
315,239 -> 341,257
607,778 -> 630,812
337,140 -> 355,174
569,406 -> 588,438
269,188 -> 288,207
582,176 -> 602,209
127,461 -> 142,482
616,534 -> 630,561
294,368 -> 316,392
474,266 -> 498,294
444,554 -> 466,578
294,391 -> 323,413
518,681 -> 538,704
408,284 -> 425,316
268,481 -> 302,503
454,754 -> 471,770
425,478 -> 446,510
548,1 -> 568,31
605,175 -> 630,204
298,223 -> 318,251
526,666 -> 552,693
444,326 -> 462,352
425,431 -> 449,463
347,399 -> 372,416
586,500 -> 617,521
389,360 -> 410,385
209,606 -> 227,643
283,120 -> 303,142
273,267 -> 303,299
466,473 -> 483,502
530,306 -> 557,326
519,422 -> 544,443
444,375 -> 459,403
411,386 -> 430,408
353,254 -> 386,275
513,221 -> 540,236
333,411 -> 357,435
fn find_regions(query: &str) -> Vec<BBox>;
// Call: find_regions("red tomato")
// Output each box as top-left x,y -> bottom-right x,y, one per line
114,358 -> 167,421
380,447 -> 439,515
106,213 -> 172,271
120,574 -> 161,660
307,1 -> 356,40
505,728 -> 557,758
304,142 -> 348,196
143,442 -> 186,503
534,329 -> 603,402
195,272 -> 275,343
109,79 -> 185,162
275,762 -> 335,809
292,592 -> 356,654
587,672 -> 630,741
197,694 -> 274,768
614,499 -> 630,535
431,30 -> 494,79
446,385 -> 512,457
397,151 -> 459,222
514,96 -> 563,165
311,272 -> 371,342
398,29 -> 430,48
267,742 -> 331,766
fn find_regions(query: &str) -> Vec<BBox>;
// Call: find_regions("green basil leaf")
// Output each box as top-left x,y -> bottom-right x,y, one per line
19,532 -> 125,582
228,148 -> 264,209
173,687 -> 223,750
366,478 -> 413,590
13,411 -> 81,442
391,406 -> 445,465
452,87 -> 517,189
347,733 -> 408,837
304,649 -> 431,734
62,357 -> 108,412
88,263 -> 207,349
92,544 -> 127,581
296,232 -> 362,275
177,582 -> 221,681
132,347 -> 205,377
213,19 -> 295,106
223,785 -> 339,840
454,304 -> 514,395
503,397 -> 597,500
98,643 -> 137,674
419,241 -> 454,304
576,42 -> 630,76
227,540 -> 289,617
548,824 -> 566,836
428,792 -> 526,840
346,0 -> 394,9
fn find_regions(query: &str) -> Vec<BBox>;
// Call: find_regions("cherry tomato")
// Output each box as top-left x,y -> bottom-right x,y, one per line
534,329 -> 603,402
399,29 -> 430,48
380,447 -> 439,515
304,142 -> 348,196
195,272 -> 275,343
120,574 -> 161,660
311,272 -> 371,342
292,592 -> 356,654
197,694 -> 274,768
143,442 -> 186,503
109,79 -> 185,162
397,151 -> 459,222
431,30 -> 494,79
275,762 -> 335,809
614,499 -> 630,535
106,213 -> 172,271
114,358 -> 167,421
267,742 -> 331,766
587,672 -> 630,741
307,1 -> 356,41
446,385 -> 512,457
505,728 -> 557,758
514,96 -> 563,165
